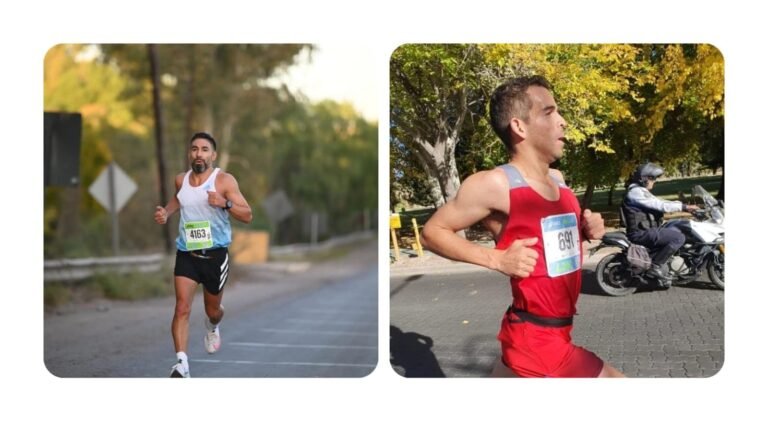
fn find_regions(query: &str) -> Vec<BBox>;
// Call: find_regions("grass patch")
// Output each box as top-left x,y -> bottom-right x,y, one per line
44,267 -> 174,307
91,270 -> 173,301
44,283 -> 72,307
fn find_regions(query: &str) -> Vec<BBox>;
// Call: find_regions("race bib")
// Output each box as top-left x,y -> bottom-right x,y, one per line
540,213 -> 581,277
184,220 -> 213,250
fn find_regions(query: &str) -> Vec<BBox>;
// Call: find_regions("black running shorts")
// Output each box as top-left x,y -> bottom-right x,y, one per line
174,247 -> 230,295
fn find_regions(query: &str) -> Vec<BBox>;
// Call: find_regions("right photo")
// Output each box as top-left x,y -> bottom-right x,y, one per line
389,44 -> 724,378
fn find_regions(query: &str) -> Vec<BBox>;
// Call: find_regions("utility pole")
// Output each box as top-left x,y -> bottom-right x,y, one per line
148,44 -> 173,254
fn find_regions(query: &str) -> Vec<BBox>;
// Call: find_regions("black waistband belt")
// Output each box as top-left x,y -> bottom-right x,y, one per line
186,247 -> 225,259
506,306 -> 574,328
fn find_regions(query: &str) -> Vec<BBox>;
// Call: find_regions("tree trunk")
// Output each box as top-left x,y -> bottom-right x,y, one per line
427,175 -> 445,207
412,151 -> 445,207
607,183 -> 616,206
183,45 -> 197,173
218,117 -> 236,171
581,182 -> 596,209
414,135 -> 461,205
438,142 -> 461,203
409,136 -> 468,236
147,44 -> 173,254
56,187 -> 81,252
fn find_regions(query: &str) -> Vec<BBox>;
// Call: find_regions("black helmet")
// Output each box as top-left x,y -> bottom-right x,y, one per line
630,163 -> 664,187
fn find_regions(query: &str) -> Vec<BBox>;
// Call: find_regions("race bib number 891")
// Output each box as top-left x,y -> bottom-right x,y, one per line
540,213 -> 581,277
184,220 -> 213,250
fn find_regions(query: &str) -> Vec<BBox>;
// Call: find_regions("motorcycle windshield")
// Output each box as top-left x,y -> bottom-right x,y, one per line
711,207 -> 724,224
693,185 -> 724,224
693,185 -> 719,207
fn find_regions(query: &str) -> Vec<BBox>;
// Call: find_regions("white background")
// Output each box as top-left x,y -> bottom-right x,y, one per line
4,1 -> 764,430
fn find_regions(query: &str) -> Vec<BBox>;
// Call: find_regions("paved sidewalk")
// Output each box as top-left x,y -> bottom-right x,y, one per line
389,237 -> 724,378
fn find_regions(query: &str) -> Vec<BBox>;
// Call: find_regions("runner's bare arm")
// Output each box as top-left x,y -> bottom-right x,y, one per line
154,173 -> 184,224
211,173 -> 252,224
422,169 -> 540,278
422,170 -> 510,271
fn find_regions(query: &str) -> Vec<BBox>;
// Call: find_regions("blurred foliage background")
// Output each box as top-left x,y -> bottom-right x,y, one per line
44,44 -> 378,258
390,44 -> 723,210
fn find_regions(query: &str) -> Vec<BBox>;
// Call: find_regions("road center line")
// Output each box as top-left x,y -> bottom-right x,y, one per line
284,318 -> 377,326
191,358 -> 376,368
294,309 -> 377,317
257,328 -> 377,336
230,342 -> 377,350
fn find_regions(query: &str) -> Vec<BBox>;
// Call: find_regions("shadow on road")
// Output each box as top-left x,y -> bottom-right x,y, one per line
450,334 -> 499,377
390,274 -> 423,298
676,280 -> 724,292
389,325 -> 445,377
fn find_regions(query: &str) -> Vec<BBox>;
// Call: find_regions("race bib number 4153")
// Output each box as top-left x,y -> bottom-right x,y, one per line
540,213 -> 580,277
184,220 -> 213,250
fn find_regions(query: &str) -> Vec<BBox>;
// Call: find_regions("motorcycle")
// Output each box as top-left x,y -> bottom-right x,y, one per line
590,185 -> 725,296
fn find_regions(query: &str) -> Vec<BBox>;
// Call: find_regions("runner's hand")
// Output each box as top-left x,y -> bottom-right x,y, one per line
207,191 -> 225,208
581,209 -> 605,240
154,206 -> 167,224
496,237 -> 539,278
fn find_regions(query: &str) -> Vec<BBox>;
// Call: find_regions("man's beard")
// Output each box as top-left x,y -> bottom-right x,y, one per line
192,160 -> 208,174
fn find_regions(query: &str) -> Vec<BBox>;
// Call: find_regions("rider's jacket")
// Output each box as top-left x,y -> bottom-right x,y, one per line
621,183 -> 684,233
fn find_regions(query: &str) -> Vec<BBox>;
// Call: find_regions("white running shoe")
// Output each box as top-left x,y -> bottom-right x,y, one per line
204,306 -> 224,354
170,360 -> 190,378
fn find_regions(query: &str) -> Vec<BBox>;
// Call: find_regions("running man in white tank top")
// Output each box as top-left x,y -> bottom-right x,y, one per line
153,132 -> 252,378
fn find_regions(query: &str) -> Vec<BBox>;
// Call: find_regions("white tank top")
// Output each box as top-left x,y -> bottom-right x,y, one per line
175,168 -> 232,251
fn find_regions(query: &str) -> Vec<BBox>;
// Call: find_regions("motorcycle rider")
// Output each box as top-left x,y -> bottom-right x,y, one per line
622,163 -> 699,281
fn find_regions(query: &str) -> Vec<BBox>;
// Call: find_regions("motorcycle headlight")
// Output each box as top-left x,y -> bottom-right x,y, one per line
718,244 -> 725,254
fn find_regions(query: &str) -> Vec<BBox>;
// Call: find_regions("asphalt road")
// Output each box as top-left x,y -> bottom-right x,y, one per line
44,241 -> 377,378
390,255 -> 724,378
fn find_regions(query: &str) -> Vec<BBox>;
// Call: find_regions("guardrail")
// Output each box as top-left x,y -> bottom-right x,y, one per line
44,254 -> 167,282
268,231 -> 375,257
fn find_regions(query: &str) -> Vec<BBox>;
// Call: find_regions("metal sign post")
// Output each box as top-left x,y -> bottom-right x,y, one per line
108,163 -> 119,256
89,162 -> 137,256
390,213 -> 401,261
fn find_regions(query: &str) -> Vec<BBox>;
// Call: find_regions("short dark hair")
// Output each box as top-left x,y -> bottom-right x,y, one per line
489,75 -> 552,153
190,132 -> 217,151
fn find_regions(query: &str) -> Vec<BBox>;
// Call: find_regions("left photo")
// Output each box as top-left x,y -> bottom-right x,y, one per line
44,44 -> 378,378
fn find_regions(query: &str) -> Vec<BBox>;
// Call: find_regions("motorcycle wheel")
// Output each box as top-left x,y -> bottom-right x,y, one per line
666,255 -> 700,285
707,250 -> 725,290
595,252 -> 637,296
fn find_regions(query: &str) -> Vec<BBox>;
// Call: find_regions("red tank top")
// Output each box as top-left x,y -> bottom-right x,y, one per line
494,164 -> 583,318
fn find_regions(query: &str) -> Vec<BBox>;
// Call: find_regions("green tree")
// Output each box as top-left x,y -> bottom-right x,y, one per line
44,44 -> 147,256
237,98 -> 377,243
390,44 -> 487,205
390,44 -> 724,209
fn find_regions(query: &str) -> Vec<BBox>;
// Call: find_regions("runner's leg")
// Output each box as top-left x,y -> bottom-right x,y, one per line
597,361 -> 625,377
490,356 -> 519,377
203,289 -> 224,325
172,276 -> 198,353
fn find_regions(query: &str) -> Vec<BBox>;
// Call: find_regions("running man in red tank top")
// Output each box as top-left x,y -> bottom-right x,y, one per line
422,76 -> 623,377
